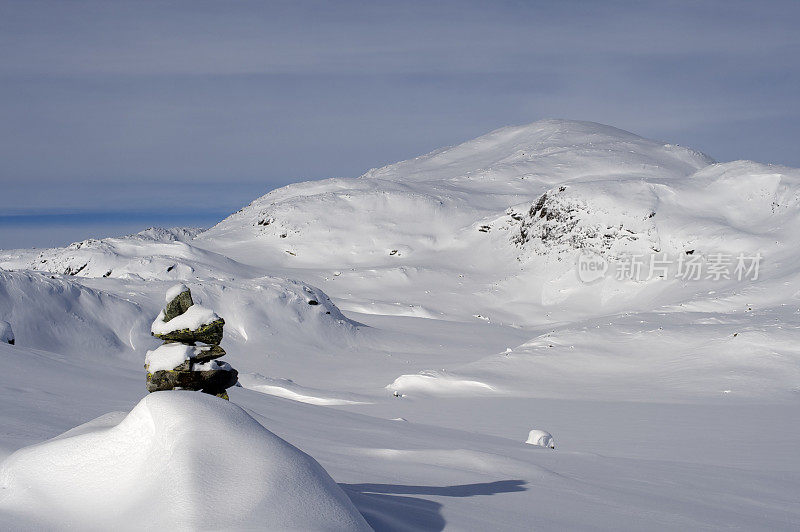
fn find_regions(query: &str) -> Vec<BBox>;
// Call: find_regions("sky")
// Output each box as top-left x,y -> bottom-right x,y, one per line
1,0 -> 798,249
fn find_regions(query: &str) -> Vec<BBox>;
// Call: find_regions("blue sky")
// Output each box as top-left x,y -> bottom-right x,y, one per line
1,0 -> 799,249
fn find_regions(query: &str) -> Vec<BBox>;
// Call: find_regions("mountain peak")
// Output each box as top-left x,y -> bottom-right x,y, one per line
361,119 -> 715,184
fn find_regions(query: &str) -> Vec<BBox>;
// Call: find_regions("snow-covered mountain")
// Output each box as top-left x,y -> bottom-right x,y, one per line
199,119 -> 715,268
2,120 -> 800,529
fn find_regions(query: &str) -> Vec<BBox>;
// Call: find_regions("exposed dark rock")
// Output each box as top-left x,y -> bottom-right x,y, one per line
164,288 -> 194,321
63,263 -> 87,276
512,186 -> 659,257
146,367 -> 239,396
153,317 -> 225,345
194,344 -> 227,362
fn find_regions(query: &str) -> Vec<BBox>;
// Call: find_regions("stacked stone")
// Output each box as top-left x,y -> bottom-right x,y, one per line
145,284 -> 238,400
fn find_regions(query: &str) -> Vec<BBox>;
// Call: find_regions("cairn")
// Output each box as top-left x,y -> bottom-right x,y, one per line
145,284 -> 238,399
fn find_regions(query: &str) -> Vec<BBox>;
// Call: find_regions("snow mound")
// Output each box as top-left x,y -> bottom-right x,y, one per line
525,429 -> 555,449
238,373 -> 367,406
0,392 -> 370,530
387,371 -> 497,396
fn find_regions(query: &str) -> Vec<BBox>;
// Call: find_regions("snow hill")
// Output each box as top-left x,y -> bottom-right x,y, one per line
2,119 -> 800,529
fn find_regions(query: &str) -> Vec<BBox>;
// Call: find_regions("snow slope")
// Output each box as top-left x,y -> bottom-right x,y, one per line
0,269 -> 148,357
1,119 -> 799,529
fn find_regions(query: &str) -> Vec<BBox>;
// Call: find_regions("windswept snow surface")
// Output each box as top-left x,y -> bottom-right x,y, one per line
1,120 -> 800,529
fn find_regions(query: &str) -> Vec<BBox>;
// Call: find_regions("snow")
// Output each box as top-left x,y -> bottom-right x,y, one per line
525,429 -> 555,449
151,304 -> 220,335
165,282 -> 189,302
0,226 -> 252,281
192,359 -> 233,371
144,343 -> 195,372
0,270 -> 147,355
1,119 -> 800,529
0,392 -> 370,530
238,373 -> 367,405
387,371 -> 497,396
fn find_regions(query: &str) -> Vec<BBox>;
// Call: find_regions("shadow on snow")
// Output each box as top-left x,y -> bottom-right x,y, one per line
341,480 -> 527,532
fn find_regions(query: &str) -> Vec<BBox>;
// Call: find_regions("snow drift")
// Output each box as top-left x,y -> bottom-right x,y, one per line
0,270 -> 148,356
0,391 -> 370,530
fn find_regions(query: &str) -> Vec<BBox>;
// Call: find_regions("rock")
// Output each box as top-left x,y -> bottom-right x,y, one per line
146,367 -> 239,396
164,287 -> 194,321
152,317 -> 225,345
193,344 -> 227,362
0,320 -> 14,345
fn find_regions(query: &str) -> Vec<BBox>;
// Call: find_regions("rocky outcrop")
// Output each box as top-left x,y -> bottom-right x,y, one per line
511,183 -> 661,259
145,285 -> 238,399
